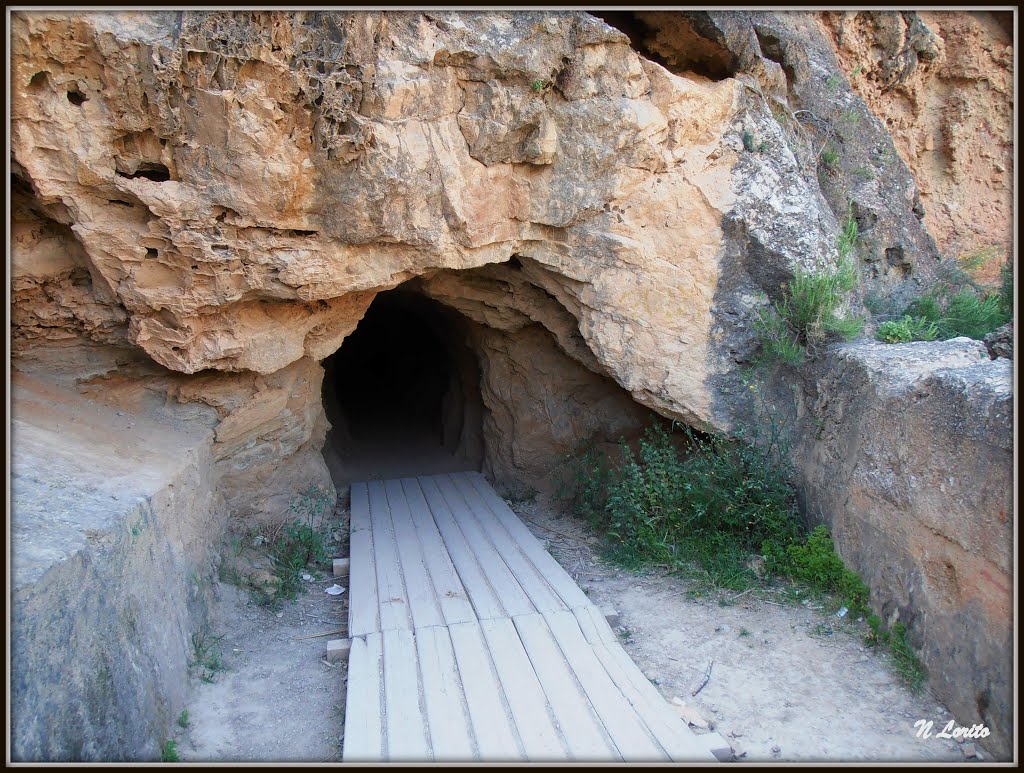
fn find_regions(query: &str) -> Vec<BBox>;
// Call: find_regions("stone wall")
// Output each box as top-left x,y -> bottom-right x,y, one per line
10,371 -> 227,761
790,339 -> 1013,758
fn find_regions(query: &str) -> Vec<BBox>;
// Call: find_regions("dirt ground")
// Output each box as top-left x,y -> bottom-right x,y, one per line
174,524 -> 350,763
175,492 -> 986,763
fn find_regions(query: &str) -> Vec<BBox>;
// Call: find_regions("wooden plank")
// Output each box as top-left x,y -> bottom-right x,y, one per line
348,483 -> 379,637
591,642 -> 717,762
343,633 -> 383,762
368,480 -> 411,631
512,613 -> 620,761
417,476 -> 506,620
448,621 -> 524,761
415,625 -> 476,761
383,479 -> 444,630
450,474 -> 567,615
382,628 -> 430,761
543,609 -> 669,761
432,474 -> 534,618
479,617 -> 566,761
461,471 -> 592,609
573,605 -> 617,646
400,478 -> 476,626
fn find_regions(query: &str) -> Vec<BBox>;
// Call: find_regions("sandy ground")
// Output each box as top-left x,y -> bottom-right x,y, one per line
174,524 -> 350,763
176,492 -> 987,763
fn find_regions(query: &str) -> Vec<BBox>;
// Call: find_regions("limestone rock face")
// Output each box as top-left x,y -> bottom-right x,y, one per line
10,9 -> 867,431
821,11 -> 1013,271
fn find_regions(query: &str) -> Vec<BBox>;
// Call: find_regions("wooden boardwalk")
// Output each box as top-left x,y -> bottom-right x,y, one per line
343,471 -> 717,763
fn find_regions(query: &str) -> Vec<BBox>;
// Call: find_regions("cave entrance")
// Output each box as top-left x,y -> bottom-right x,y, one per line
321,289 -> 484,484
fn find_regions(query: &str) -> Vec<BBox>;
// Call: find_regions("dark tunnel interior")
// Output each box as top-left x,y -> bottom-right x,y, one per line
320,289 -> 484,484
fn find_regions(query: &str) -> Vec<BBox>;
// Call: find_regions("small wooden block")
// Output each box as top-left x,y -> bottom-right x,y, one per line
326,638 -> 352,663
601,606 -> 621,629
333,558 -> 350,578
696,731 -> 733,761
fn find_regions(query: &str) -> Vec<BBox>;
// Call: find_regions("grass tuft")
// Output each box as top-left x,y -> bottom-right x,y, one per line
755,209 -> 864,365
189,630 -> 227,683
161,740 -> 179,763
877,246 -> 1011,345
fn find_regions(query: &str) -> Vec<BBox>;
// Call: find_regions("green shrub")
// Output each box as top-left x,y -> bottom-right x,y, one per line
876,315 -> 939,343
754,307 -> 806,366
758,255 -> 863,361
909,288 -> 1009,340
575,423 -> 800,590
781,526 -> 870,616
568,424 -> 877,606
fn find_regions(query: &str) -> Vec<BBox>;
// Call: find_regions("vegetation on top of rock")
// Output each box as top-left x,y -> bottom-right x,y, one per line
755,211 -> 865,365
874,248 -> 1012,344
876,315 -> 939,344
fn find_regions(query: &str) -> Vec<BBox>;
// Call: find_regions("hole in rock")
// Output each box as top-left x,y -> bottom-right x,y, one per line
592,11 -> 736,80
321,290 -> 484,484
28,71 -> 50,92
116,162 -> 172,182
66,88 -> 87,106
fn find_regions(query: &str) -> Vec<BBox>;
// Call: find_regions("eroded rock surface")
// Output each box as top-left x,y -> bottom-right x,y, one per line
821,11 -> 1013,269
12,9 -> 877,432
793,339 -> 1013,757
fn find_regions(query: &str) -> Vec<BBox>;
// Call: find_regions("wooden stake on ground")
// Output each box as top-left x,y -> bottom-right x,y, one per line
691,660 -> 713,696
326,638 -> 352,663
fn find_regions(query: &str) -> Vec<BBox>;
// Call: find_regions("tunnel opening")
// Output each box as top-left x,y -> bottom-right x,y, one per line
321,289 -> 484,485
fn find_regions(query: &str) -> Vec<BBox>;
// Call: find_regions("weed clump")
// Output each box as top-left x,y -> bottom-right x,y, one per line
228,485 -> 334,607
161,739 -> 179,762
755,212 -> 864,365
865,616 -> 927,691
189,630 -> 227,683
876,315 -> 939,343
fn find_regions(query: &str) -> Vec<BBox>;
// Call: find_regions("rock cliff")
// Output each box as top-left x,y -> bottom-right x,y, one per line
9,9 -> 1014,761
